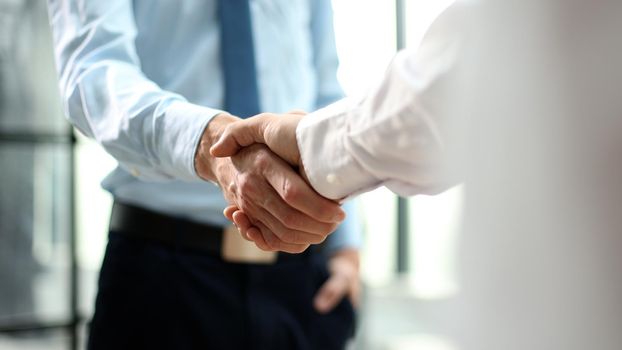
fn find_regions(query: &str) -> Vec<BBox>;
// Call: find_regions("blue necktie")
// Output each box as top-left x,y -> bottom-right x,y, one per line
218,0 -> 261,118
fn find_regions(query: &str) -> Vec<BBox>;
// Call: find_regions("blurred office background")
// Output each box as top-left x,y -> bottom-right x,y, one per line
0,1 -> 458,349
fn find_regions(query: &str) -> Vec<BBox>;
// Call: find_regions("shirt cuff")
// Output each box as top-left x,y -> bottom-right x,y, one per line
296,98 -> 382,200
160,101 -> 225,181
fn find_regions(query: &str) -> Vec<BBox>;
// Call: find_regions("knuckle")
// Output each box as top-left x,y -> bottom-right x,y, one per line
292,231 -> 304,244
253,149 -> 272,170
269,225 -> 287,241
281,181 -> 300,203
237,174 -> 258,196
282,230 -> 299,244
281,212 -> 301,229
263,232 -> 280,250
226,181 -> 237,196
236,199 -> 255,219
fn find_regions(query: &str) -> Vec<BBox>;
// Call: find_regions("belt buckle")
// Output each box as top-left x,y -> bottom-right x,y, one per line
221,225 -> 277,264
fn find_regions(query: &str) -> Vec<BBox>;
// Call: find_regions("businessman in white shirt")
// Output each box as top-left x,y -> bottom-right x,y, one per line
212,2 -> 622,350
210,2 -> 464,247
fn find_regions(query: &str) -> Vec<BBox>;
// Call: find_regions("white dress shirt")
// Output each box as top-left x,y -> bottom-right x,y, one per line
297,1 -> 622,349
296,3 -> 464,200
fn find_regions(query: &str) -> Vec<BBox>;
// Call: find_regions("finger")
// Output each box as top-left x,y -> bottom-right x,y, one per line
287,110 -> 307,116
246,226 -> 269,249
239,168 -> 340,236
349,280 -> 361,309
252,221 -> 310,254
252,205 -> 327,245
313,274 -> 349,314
230,203 -> 285,251
223,205 -> 238,221
258,183 -> 340,236
263,163 -> 346,224
227,145 -> 342,237
231,210 -> 252,232
231,210 -> 253,241
210,116 -> 270,157
229,198 -> 275,243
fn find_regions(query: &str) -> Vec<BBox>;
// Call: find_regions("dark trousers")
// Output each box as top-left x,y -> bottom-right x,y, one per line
87,231 -> 355,350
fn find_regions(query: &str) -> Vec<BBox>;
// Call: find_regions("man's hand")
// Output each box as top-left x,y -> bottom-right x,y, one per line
212,111 -> 338,251
314,249 -> 360,314
195,113 -> 345,253
210,111 -> 304,167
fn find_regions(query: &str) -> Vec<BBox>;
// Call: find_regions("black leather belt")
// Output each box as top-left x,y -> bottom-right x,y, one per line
109,201 -> 313,262
109,201 -> 224,255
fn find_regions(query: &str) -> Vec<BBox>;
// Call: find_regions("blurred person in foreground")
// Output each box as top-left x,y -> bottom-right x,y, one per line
214,2 -> 622,350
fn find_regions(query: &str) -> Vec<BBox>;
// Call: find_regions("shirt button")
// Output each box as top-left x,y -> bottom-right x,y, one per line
326,173 -> 339,184
130,168 -> 140,177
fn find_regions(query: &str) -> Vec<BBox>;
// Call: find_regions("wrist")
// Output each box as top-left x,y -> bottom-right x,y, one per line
195,112 -> 239,182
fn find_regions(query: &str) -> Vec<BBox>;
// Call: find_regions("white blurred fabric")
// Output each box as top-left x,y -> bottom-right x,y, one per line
299,0 -> 622,348
451,1 -> 622,349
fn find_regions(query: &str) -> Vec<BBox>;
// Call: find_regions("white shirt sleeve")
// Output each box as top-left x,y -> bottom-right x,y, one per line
296,4 -> 463,200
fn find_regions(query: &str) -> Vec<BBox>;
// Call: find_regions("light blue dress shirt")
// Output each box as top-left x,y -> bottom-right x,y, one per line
47,0 -> 361,251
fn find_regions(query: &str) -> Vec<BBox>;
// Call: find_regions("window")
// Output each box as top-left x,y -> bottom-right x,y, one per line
0,0 -> 77,348
333,1 -> 460,348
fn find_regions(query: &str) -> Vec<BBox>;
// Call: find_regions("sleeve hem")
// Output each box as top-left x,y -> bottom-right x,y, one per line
162,101 -> 225,181
296,99 -> 380,200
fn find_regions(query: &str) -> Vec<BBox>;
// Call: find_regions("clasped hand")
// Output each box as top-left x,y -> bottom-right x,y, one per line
195,112 -> 342,253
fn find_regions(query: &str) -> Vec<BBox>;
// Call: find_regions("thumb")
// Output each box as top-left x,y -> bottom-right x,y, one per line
210,117 -> 267,157
313,274 -> 349,314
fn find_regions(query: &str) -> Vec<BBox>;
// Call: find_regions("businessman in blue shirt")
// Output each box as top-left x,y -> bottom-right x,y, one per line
46,1 -> 362,349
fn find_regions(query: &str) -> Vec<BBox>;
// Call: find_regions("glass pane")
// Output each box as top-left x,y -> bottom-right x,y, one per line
404,0 -> 455,49
333,0 -> 397,96
0,143 -> 71,324
333,0 -> 399,286
402,0 -> 461,296
0,330 -> 69,350
0,0 -> 66,134
75,134 -> 116,318
346,2 -> 462,349
408,186 -> 463,299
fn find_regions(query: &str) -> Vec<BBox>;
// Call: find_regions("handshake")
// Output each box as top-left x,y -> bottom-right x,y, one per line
195,111 -> 341,254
